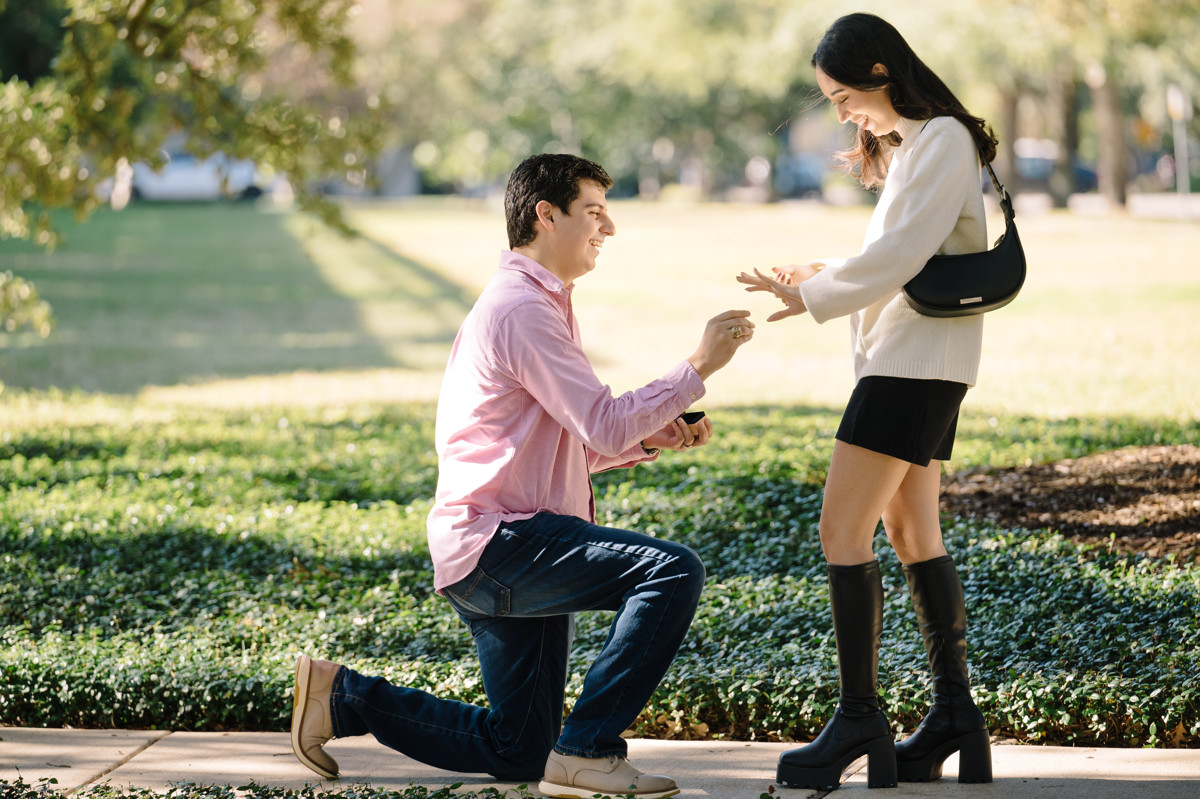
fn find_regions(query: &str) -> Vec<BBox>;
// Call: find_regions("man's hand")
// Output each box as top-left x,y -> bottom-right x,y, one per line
642,414 -> 714,453
687,309 -> 755,380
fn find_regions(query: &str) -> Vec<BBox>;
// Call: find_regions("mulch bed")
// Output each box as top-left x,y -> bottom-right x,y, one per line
941,445 -> 1200,562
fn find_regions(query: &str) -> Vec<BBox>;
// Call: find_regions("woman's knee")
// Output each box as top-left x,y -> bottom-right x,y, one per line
881,506 -> 905,538
884,519 -> 946,564
818,519 -> 876,564
883,521 -> 913,560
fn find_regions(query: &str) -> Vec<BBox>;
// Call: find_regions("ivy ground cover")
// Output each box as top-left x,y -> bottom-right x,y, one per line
2,399 -> 1197,748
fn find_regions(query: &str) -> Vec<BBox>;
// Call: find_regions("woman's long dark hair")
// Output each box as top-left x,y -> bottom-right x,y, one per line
812,13 -> 997,189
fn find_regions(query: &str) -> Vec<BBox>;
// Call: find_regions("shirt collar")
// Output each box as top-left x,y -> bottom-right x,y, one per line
894,116 -> 924,144
499,250 -> 570,295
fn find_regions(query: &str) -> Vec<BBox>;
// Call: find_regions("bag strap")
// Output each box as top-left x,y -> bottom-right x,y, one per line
982,158 -> 1016,226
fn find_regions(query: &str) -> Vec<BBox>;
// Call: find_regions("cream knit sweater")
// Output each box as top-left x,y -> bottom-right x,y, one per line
798,116 -> 987,387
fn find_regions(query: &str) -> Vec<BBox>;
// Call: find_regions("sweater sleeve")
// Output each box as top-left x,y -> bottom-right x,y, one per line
799,118 -> 980,324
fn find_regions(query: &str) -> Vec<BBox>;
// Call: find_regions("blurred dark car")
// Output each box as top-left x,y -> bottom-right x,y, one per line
774,153 -> 826,199
1014,138 -> 1098,193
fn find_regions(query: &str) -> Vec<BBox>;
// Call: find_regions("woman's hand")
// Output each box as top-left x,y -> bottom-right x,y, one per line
642,414 -> 714,453
737,268 -> 809,322
772,261 -> 825,286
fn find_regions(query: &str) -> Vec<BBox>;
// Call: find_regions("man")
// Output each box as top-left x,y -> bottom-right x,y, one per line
291,153 -> 754,798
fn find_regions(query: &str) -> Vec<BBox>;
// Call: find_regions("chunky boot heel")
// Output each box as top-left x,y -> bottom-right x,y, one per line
895,556 -> 993,784
865,735 -> 899,788
955,728 -> 993,784
776,708 -> 897,790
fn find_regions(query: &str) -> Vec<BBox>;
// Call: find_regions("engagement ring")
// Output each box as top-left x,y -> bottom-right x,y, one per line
731,326 -> 743,338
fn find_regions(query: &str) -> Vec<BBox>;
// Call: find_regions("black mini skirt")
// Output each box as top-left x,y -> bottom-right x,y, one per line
836,376 -> 969,466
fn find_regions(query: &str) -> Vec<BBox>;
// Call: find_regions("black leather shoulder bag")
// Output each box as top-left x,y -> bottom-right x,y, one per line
902,154 -> 1026,318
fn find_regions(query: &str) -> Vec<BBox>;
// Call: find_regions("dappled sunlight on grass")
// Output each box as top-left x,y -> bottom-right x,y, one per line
281,211 -> 477,373
2,201 -> 1198,420
0,206 -> 402,393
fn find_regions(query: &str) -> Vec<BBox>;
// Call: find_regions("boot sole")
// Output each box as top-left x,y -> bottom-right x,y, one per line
777,736 -> 898,790
537,781 -> 680,799
291,655 -> 338,780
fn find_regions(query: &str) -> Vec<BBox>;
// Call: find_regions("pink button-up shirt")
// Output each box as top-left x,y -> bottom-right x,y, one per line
427,251 -> 705,591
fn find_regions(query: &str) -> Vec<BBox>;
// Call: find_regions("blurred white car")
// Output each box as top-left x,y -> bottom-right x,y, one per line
131,150 -> 267,201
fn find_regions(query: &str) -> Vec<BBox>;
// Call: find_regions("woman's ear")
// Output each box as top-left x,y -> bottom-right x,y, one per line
871,63 -> 889,78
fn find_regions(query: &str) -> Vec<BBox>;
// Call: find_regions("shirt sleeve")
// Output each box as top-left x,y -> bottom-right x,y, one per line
589,441 -> 658,474
798,119 -> 979,323
494,296 -> 705,459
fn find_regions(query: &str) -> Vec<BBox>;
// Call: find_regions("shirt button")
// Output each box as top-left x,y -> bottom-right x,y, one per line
690,393 -> 697,400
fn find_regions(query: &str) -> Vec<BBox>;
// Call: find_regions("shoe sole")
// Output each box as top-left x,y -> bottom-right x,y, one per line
291,655 -> 338,779
777,735 -> 898,790
537,781 -> 680,799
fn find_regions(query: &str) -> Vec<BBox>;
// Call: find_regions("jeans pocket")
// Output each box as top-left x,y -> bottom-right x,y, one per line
444,566 -> 511,620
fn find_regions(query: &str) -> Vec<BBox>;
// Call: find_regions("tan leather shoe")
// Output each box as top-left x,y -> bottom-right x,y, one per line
291,654 -> 340,779
538,751 -> 679,798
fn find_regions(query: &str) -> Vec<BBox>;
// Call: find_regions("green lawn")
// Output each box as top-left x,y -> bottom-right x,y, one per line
0,205 -> 472,401
350,198 -> 1200,422
4,200 -> 1200,420
1,201 -> 1198,756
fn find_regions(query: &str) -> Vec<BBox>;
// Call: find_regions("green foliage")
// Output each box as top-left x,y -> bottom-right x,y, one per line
0,0 -> 385,340
2,400 -> 1198,749
0,271 -> 53,338
359,0 -> 827,191
5,0 -> 1200,334
0,0 -> 379,286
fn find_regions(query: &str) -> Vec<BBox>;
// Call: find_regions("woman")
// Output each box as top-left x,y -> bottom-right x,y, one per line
738,13 -> 994,791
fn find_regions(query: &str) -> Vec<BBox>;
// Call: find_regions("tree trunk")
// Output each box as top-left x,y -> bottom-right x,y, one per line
1086,60 -> 1128,207
1048,55 -> 1080,206
997,88 -> 1019,188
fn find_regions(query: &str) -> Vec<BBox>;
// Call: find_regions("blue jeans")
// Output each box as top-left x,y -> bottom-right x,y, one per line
329,511 -> 706,780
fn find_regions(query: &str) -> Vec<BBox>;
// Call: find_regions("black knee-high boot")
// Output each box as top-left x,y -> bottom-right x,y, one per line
777,560 -> 897,791
895,555 -> 992,783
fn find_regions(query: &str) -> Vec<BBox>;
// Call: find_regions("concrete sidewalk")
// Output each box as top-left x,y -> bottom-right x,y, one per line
2,728 -> 1198,798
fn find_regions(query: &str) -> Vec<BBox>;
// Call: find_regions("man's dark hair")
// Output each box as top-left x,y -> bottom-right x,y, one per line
505,154 -> 613,249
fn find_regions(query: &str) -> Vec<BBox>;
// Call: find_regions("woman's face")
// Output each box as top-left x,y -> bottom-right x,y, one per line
815,65 -> 900,137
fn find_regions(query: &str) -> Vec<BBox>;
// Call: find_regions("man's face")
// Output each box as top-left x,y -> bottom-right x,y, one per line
552,180 -> 615,282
